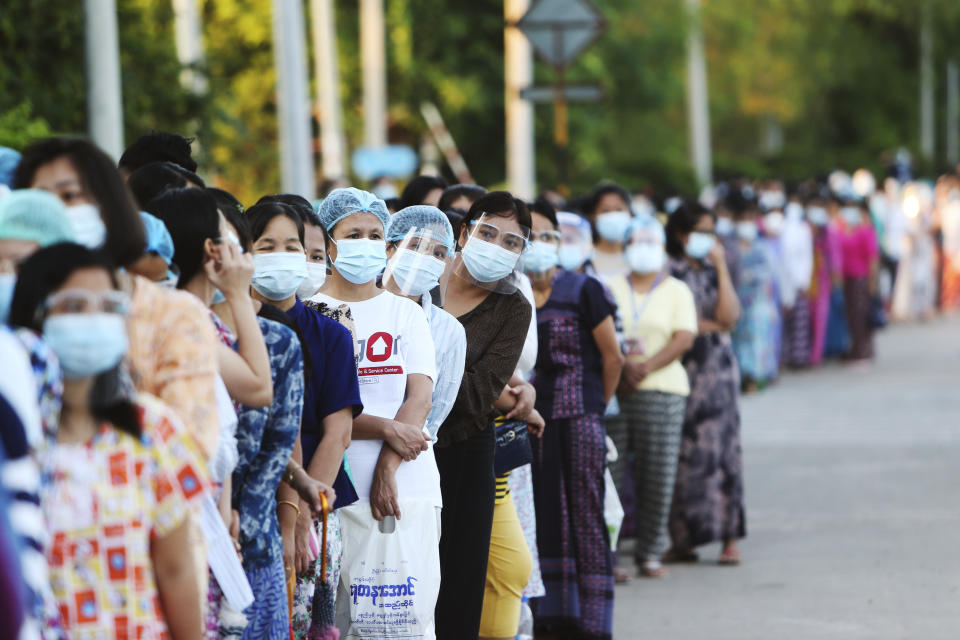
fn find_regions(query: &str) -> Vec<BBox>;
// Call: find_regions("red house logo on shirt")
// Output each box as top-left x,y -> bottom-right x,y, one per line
365,332 -> 393,363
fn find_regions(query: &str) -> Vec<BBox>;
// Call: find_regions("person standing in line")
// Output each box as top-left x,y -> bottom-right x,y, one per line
606,216 -> 696,579
806,196 -> 843,366
780,199 -> 814,368
584,183 -> 634,278
435,191 -> 533,639
236,201 -> 362,639
731,203 -> 783,391
10,243 -> 210,638
664,202 -> 745,566
523,202 -> 623,639
838,199 -> 880,362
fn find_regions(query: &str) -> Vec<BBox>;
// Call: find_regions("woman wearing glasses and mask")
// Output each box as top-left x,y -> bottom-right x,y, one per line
9,243 -> 210,639
520,199 -> 623,639
434,191 -> 533,639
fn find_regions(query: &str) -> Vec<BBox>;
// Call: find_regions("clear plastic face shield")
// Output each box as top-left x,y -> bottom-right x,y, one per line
556,211 -> 594,271
382,224 -> 453,298
452,213 -> 530,294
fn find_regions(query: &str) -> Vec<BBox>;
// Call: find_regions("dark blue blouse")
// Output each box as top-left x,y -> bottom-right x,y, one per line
286,299 -> 363,509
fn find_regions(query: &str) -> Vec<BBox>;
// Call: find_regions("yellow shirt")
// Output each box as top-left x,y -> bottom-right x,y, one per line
607,274 -> 698,396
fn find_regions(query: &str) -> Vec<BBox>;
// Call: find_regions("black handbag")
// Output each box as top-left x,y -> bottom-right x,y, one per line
493,419 -> 533,475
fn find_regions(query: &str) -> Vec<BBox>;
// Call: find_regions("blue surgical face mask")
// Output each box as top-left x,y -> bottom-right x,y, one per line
685,231 -> 715,259
557,245 -> 589,271
841,207 -> 861,227
595,211 -> 632,243
461,238 -> 521,283
807,206 -> 829,227
0,273 -> 14,324
296,262 -> 327,299
252,252 -> 308,301
332,238 -> 387,285
520,242 -> 558,274
715,216 -> 734,237
389,249 -> 447,296
43,313 -> 128,379
625,243 -> 664,274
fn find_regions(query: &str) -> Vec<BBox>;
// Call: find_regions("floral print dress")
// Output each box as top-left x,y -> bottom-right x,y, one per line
667,258 -> 746,550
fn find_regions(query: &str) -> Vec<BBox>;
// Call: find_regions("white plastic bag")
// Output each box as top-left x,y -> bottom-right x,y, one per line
336,500 -> 441,639
603,468 -> 624,549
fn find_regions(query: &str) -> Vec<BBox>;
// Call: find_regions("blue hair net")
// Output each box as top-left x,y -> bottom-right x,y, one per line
316,187 -> 390,233
139,211 -> 174,264
0,189 -> 73,247
0,147 -> 21,188
386,205 -> 454,255
626,213 -> 666,244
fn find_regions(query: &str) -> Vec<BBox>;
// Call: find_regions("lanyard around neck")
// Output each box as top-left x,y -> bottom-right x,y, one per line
627,269 -> 666,328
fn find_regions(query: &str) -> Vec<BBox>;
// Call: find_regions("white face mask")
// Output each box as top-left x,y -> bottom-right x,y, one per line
296,262 -> 327,299
736,221 -> 759,242
763,211 -> 785,236
65,204 -> 107,249
625,243 -> 665,274
715,216 -> 734,236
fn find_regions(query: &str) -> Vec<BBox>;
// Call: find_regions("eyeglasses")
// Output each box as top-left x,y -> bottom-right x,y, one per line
529,230 -> 562,246
43,289 -> 130,316
470,221 -> 528,254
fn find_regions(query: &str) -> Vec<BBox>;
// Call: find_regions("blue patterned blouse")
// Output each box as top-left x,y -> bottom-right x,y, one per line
231,317 -> 304,569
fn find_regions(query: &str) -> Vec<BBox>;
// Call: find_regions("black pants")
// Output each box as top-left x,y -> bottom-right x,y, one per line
434,426 -> 496,639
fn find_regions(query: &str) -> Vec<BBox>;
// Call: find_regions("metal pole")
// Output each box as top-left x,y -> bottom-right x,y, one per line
505,0 -> 536,199
272,0 -> 317,198
84,0 -> 124,159
685,0 -> 712,187
919,5 -> 935,160
360,0 -> 387,148
172,0 -> 207,94
553,29 -> 569,197
947,60 -> 959,167
310,0 -> 346,179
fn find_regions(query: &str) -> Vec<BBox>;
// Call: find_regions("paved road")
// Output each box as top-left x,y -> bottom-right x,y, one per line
611,316 -> 960,639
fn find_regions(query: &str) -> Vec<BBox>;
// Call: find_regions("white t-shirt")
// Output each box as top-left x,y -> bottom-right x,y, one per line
310,291 -> 440,505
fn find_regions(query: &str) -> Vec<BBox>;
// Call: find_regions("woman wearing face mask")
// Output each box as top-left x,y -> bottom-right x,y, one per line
435,191 -> 533,639
239,201 -> 362,638
383,205 -> 466,441
307,189 -> 440,634
780,199 -> 814,368
665,201 -> 744,565
556,211 -> 595,274
805,197 -> 843,366
606,216 -> 696,579
838,199 -> 879,362
14,137 -> 227,461
731,203 -> 783,391
148,189 -> 306,638
9,243 -> 209,639
253,194 -> 330,300
521,200 -> 622,638
586,183 -> 634,278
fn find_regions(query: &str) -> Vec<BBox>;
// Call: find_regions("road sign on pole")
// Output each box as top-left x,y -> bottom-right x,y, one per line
517,0 -> 604,195
520,85 -> 603,103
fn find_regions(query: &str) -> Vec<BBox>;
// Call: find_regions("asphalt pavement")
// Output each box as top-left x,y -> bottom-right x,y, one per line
611,316 -> 960,639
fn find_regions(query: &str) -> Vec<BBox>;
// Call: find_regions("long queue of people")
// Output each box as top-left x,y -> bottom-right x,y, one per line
0,130 -> 939,640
